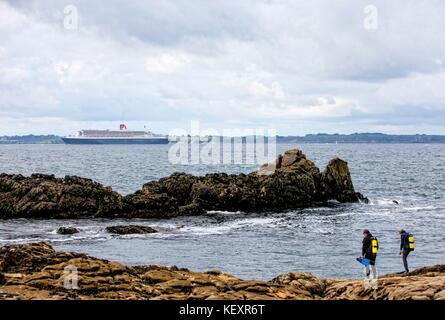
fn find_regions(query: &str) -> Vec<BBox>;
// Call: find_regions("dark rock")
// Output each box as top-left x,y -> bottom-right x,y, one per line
178,202 -> 206,216
124,192 -> 179,218
0,149 -> 366,219
0,173 -> 131,218
57,227 -> 79,235
127,149 -> 364,213
393,200 -> 399,204
358,194 -> 370,204
319,158 -> 367,203
106,225 -> 158,235
0,272 -> 5,285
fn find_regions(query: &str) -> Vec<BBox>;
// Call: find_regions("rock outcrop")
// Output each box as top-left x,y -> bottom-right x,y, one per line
0,173 -> 129,218
0,149 -> 367,219
57,227 -> 79,235
127,149 -> 366,215
0,243 -> 443,300
106,225 -> 158,235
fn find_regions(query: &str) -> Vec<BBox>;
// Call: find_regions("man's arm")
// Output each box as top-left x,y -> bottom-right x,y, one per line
400,234 -> 405,251
362,238 -> 368,256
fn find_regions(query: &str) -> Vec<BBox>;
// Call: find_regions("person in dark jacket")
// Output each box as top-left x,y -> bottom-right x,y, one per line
362,229 -> 377,278
399,229 -> 412,273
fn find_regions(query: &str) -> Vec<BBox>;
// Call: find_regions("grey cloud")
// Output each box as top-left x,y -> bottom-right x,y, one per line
1,0 -> 445,135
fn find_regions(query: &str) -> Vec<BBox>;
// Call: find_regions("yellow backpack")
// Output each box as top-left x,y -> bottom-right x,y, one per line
408,233 -> 415,250
371,237 -> 379,254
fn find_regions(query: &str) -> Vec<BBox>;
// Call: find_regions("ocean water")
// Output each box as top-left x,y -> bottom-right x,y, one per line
0,143 -> 444,279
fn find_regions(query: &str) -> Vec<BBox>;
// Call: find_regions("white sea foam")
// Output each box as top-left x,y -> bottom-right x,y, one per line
368,198 -> 402,206
206,210 -> 243,215
177,216 -> 277,236
403,206 -> 435,211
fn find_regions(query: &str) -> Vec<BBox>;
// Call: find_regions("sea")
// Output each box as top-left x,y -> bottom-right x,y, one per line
0,143 -> 443,279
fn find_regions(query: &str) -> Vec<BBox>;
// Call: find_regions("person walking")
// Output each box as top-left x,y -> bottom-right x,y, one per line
362,229 -> 378,279
399,229 -> 413,273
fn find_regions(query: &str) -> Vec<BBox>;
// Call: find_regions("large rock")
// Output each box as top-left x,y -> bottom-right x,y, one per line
0,149 -> 366,219
0,174 -> 129,218
106,225 -> 158,235
0,242 -> 57,273
57,227 -> 79,235
129,148 -> 366,213
320,158 -> 367,203
0,243 -> 443,300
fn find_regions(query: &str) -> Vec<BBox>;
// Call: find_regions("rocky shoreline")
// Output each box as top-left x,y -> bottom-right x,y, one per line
0,242 -> 443,300
0,149 -> 367,219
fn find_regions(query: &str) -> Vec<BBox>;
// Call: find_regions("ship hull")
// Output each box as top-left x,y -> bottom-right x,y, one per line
62,137 -> 169,145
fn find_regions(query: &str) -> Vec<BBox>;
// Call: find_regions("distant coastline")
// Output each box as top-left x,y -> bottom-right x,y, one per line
0,135 -> 62,144
1,133 -> 445,144
276,133 -> 445,144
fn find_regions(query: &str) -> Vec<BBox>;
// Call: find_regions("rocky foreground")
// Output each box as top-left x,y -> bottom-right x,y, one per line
0,243 -> 443,300
0,149 -> 367,219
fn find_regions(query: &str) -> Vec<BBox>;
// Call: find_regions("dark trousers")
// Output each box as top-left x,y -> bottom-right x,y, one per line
402,249 -> 411,272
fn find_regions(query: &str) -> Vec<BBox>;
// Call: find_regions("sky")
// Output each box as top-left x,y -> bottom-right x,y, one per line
1,0 -> 445,136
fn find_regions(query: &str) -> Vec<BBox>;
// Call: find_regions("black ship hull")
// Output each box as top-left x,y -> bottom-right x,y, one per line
62,137 -> 169,145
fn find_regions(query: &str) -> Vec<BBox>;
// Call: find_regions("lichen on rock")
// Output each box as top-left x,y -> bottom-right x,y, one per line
0,243 -> 442,300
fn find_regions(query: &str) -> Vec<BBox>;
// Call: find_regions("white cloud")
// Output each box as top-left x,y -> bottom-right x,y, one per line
248,81 -> 286,100
144,53 -> 190,74
374,71 -> 445,108
0,66 -> 29,83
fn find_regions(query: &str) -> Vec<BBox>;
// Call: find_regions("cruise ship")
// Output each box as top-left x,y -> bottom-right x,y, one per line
62,124 -> 169,144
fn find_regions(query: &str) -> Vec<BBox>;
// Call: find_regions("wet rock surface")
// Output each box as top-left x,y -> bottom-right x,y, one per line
106,225 -> 158,235
57,227 -> 79,235
130,149 -> 367,214
0,173 -> 129,218
0,243 -> 442,300
0,149 -> 367,219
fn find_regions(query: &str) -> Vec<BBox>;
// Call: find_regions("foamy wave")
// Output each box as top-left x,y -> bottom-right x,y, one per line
178,217 -> 277,235
206,210 -> 243,215
403,206 -> 436,211
368,198 -> 402,206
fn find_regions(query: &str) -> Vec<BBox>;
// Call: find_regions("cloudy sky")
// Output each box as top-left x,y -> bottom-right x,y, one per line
1,0 -> 445,136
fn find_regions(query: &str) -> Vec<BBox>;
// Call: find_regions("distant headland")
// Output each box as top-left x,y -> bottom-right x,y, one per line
0,135 -> 62,144
276,133 -> 445,143
1,133 -> 445,144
